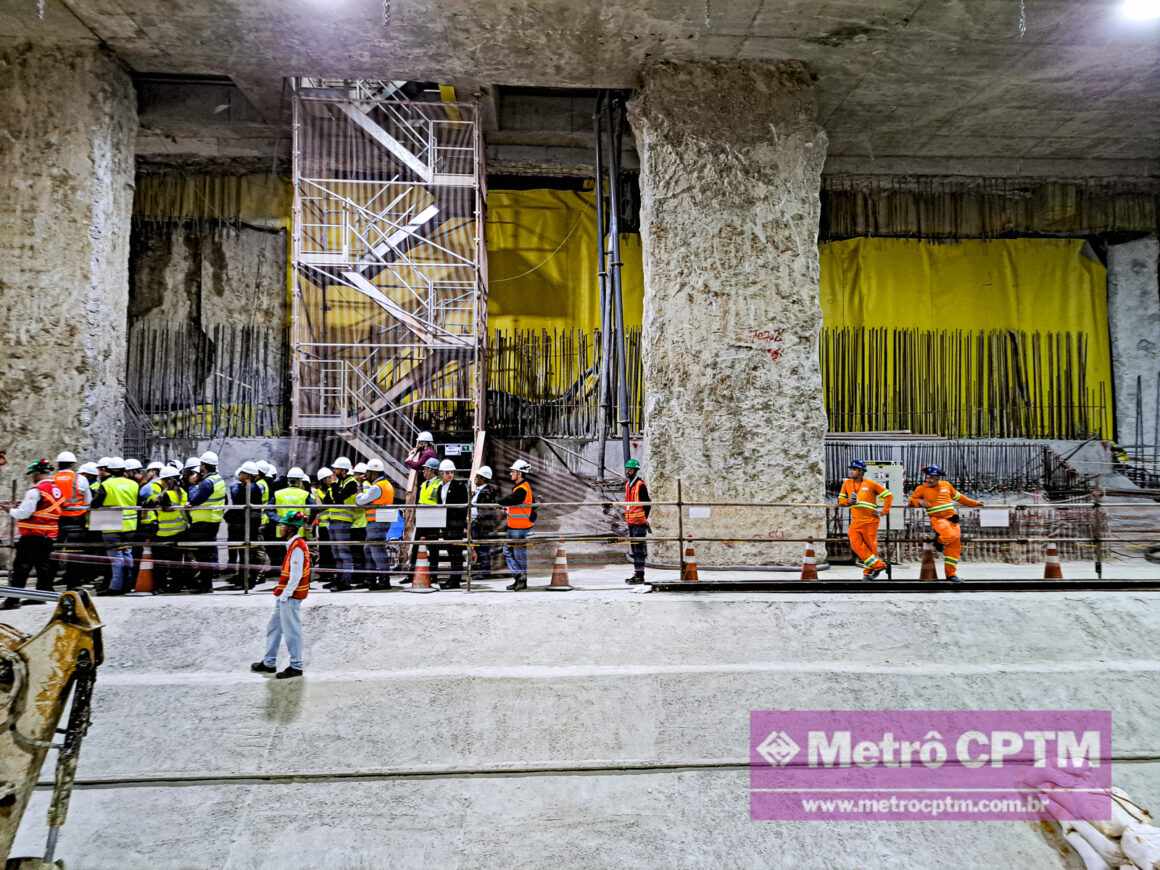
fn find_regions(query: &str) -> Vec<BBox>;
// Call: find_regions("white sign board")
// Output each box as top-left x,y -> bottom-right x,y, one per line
414,506 -> 447,528
374,508 -> 399,524
979,508 -> 1010,528
443,444 -> 461,456
688,506 -> 712,519
88,509 -> 124,532
865,461 -> 905,527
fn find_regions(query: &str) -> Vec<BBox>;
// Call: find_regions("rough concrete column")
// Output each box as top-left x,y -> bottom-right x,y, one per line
0,46 -> 136,469
628,61 -> 828,565
1107,238 -> 1160,445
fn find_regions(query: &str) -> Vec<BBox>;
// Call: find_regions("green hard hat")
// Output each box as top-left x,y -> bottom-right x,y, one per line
624,459 -> 641,470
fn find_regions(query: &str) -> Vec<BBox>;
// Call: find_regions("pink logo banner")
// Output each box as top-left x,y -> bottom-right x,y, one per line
750,710 -> 1112,821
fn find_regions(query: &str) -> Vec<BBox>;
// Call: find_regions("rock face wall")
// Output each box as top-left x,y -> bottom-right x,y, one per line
1107,238 -> 1160,445
628,61 -> 828,565
0,46 -> 136,467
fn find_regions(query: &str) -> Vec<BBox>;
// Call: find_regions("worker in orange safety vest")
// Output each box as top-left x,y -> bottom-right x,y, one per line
837,459 -> 892,580
907,464 -> 983,581
3,458 -> 64,608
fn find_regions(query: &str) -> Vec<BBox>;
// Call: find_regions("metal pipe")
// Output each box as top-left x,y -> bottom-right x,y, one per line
593,92 -> 613,478
604,92 -> 632,462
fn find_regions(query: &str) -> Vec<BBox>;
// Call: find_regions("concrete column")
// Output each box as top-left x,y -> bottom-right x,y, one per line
1107,238 -> 1160,446
0,46 -> 136,467
628,61 -> 828,566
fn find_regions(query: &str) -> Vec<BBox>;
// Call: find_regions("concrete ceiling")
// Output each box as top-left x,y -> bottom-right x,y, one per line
3,0 -> 1160,176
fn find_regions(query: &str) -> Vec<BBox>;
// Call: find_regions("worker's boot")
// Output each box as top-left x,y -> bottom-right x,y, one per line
1,598 -> 19,610
506,575 -> 527,591
276,666 -> 303,680
625,572 -> 645,585
250,661 -> 276,673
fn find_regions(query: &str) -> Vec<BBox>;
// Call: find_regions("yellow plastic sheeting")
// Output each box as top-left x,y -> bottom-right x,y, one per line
134,174 -> 291,227
486,189 -> 643,332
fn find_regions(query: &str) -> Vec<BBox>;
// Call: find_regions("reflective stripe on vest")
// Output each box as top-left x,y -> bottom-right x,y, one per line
257,479 -> 271,526
351,481 -> 370,529
53,469 -> 87,518
156,488 -> 189,538
328,477 -> 358,524
624,478 -> 647,526
16,481 -> 64,538
507,481 -> 534,529
312,487 -> 330,526
274,486 -> 310,525
139,480 -> 161,525
102,477 -> 140,532
274,536 -> 312,599
189,473 -> 226,524
367,478 -> 395,522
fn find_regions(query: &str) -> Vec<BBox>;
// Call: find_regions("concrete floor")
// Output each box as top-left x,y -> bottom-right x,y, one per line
6,563 -> 1160,869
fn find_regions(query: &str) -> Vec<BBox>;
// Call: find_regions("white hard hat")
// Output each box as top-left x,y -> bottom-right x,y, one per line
79,462 -> 99,476
439,459 -> 456,472
184,456 -> 202,470
256,460 -> 273,476
366,458 -> 385,472
287,466 -> 308,481
106,457 -> 126,471
417,431 -> 434,443
239,461 -> 261,477
146,461 -> 164,471
510,459 -> 532,473
159,466 -> 180,480
56,450 -> 77,464
168,460 -> 184,471
477,465 -> 493,480
124,458 -> 142,471
267,464 -> 278,478
332,456 -> 352,471
316,467 -> 333,481
96,457 -> 111,468
200,451 -> 219,466
353,462 -> 368,474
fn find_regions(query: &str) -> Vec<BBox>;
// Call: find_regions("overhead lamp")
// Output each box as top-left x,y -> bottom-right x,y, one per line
1121,0 -> 1160,20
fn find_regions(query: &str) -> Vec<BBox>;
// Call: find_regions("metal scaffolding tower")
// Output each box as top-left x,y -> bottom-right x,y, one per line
289,80 -> 487,485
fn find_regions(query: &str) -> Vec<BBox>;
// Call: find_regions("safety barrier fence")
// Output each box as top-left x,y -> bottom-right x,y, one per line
4,489 -> 1159,594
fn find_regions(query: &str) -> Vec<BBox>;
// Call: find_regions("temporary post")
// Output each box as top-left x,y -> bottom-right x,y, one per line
242,484 -> 251,594
676,479 -> 685,577
604,93 -> 632,461
1092,490 -> 1103,580
884,507 -> 893,580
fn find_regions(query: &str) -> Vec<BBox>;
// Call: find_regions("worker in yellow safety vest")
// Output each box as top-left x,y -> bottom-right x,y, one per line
186,451 -> 226,594
409,457 -> 443,581
153,465 -> 190,593
91,457 -> 140,595
350,462 -> 370,588
312,467 -> 335,584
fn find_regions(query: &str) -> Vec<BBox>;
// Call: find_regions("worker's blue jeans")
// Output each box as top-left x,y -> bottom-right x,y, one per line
263,596 -> 303,670
103,533 -> 134,592
503,528 -> 529,577
328,521 -> 353,587
365,522 -> 392,581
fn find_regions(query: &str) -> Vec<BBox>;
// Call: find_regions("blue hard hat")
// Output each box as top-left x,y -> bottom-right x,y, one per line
849,459 -> 867,471
923,464 -> 944,477
423,457 -> 440,469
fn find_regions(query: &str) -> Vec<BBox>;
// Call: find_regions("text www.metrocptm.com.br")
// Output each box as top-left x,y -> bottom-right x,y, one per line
797,794 -> 1049,817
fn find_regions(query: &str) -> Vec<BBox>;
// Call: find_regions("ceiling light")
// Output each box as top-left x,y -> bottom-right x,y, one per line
1121,0 -> 1160,20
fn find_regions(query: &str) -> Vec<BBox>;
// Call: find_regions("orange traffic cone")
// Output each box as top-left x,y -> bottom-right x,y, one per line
681,547 -> 700,582
919,543 -> 938,581
1043,542 -> 1064,580
408,545 -> 438,593
547,546 -> 573,591
134,546 -> 155,594
800,542 -> 819,581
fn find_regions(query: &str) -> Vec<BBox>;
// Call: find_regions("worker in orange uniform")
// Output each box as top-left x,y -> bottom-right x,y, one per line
837,459 -> 892,580
907,464 -> 984,581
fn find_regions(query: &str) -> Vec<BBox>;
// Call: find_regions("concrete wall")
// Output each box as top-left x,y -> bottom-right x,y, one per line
0,45 -> 136,468
1107,237 -> 1160,445
629,61 -> 828,565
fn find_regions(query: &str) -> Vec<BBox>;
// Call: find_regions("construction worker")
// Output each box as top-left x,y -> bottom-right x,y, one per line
52,450 -> 91,590
250,510 -> 312,680
908,464 -> 984,581
153,466 -> 189,594
77,461 -> 104,588
186,451 -> 226,593
224,461 -> 264,588
470,466 -> 498,580
312,467 -> 335,582
350,462 -> 370,588
355,458 -> 396,590
257,460 -> 282,571
410,456 -> 443,580
274,467 -> 314,528
124,458 -> 143,484
435,459 -> 469,589
91,457 -> 140,595
3,458 -> 64,609
497,459 -> 535,591
404,431 -> 437,474
133,461 -> 162,588
325,456 -> 359,591
623,458 -> 651,585
837,459 -> 893,580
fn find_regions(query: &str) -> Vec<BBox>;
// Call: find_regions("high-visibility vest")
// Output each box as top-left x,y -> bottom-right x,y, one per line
507,480 -> 534,530
366,478 -> 396,522
16,480 -> 64,539
624,477 -> 648,526
274,486 -> 310,525
139,480 -> 161,526
351,481 -> 370,529
86,480 -> 102,529
257,479 -> 271,526
273,535 -> 312,600
419,476 -> 441,505
312,487 -> 330,527
328,477 -> 359,523
189,473 -> 226,524
102,476 -> 141,532
53,469 -> 87,519
156,487 -> 189,538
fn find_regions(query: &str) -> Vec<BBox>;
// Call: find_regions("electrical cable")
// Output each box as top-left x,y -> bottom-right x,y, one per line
490,216 -> 582,284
